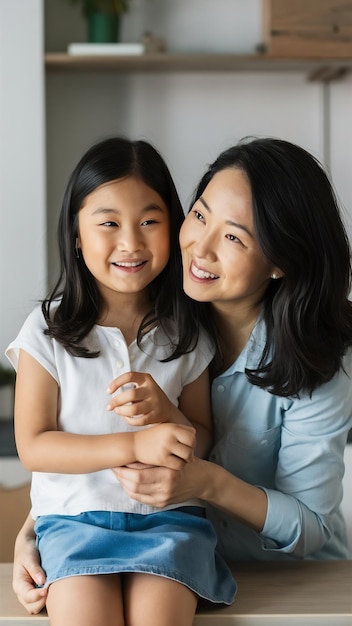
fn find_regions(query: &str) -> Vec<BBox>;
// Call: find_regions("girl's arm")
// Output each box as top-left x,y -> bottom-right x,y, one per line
15,350 -> 196,473
107,368 -> 212,458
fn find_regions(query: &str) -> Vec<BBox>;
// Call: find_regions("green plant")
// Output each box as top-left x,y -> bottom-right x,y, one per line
64,0 -> 130,14
0,363 -> 15,386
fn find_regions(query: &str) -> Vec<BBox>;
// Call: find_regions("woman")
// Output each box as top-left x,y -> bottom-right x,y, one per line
12,137 -> 352,613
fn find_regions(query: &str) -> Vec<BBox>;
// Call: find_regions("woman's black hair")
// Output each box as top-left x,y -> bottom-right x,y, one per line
43,136 -> 203,360
190,137 -> 352,396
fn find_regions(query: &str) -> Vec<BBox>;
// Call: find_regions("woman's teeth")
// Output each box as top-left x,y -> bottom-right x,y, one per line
191,264 -> 218,279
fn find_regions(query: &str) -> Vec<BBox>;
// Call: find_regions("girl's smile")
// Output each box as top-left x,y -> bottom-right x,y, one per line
77,176 -> 170,310
112,260 -> 146,271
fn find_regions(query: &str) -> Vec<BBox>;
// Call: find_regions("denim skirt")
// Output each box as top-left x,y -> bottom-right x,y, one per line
34,507 -> 236,605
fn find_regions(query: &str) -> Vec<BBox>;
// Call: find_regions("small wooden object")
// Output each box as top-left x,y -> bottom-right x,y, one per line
262,0 -> 352,57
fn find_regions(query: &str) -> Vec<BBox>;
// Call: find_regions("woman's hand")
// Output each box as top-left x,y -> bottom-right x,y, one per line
107,371 -> 180,427
13,525 -> 47,614
114,458 -> 268,532
113,456 -> 208,508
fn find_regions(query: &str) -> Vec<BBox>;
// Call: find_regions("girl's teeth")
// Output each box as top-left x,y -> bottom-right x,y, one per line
192,264 -> 217,279
116,261 -> 143,267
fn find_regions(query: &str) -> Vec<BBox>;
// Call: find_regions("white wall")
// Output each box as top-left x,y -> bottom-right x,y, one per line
330,76 -> 352,238
342,445 -> 352,551
0,0 -> 46,362
126,72 -> 324,208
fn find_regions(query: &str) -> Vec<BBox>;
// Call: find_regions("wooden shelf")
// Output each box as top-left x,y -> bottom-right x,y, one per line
45,52 -> 352,81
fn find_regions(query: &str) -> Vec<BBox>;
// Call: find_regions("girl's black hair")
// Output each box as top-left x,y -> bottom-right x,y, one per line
43,136 -> 203,360
191,137 -> 352,397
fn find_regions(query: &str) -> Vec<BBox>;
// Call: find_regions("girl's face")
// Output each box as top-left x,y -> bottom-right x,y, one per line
180,168 -> 278,312
77,176 -> 170,305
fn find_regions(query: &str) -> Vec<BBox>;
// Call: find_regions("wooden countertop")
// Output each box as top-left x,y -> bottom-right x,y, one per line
1,561 -> 351,625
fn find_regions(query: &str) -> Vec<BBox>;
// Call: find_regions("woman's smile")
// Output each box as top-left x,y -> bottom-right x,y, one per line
190,261 -> 219,281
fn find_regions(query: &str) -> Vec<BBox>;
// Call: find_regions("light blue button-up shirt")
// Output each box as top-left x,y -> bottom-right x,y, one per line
207,317 -> 352,560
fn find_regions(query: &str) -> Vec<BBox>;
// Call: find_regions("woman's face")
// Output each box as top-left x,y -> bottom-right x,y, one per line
180,168 -> 277,311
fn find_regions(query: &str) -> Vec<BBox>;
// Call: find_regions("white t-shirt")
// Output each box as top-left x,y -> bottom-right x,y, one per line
6,305 -> 214,519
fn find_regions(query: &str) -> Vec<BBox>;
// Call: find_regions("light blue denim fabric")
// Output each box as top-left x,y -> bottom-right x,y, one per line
34,507 -> 236,605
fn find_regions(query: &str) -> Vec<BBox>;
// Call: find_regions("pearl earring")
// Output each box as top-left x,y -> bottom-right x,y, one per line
271,273 -> 279,280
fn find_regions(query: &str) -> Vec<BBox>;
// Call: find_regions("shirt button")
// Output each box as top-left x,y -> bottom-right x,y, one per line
130,353 -> 135,363
217,384 -> 225,393
116,360 -> 124,368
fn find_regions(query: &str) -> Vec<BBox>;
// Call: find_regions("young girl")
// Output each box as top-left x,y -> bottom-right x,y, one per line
6,137 -> 235,626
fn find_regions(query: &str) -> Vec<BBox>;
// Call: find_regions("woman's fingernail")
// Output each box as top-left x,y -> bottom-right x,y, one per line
106,403 -> 111,411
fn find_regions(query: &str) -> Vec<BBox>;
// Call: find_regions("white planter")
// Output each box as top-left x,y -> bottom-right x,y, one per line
0,385 -> 14,420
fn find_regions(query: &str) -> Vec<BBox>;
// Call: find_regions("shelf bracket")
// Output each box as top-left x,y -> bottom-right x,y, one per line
307,65 -> 350,82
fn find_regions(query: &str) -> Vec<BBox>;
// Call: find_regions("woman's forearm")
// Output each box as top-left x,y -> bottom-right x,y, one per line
200,460 -> 267,532
114,456 -> 268,532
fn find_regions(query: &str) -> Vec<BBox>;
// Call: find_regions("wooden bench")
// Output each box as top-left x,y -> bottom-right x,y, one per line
1,560 -> 351,625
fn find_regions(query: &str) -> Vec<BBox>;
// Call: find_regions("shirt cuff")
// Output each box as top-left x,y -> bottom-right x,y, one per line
260,488 -> 302,552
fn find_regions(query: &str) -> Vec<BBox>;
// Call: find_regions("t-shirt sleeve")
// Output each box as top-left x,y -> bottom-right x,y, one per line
6,305 -> 59,383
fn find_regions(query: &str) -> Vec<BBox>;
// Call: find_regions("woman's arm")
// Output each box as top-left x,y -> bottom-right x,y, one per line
260,369 -> 352,556
12,514 -> 47,614
114,456 -> 268,532
115,364 -> 352,557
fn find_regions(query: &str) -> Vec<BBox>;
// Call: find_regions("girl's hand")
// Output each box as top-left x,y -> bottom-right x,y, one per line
13,533 -> 47,614
107,371 -> 178,427
133,423 -> 196,470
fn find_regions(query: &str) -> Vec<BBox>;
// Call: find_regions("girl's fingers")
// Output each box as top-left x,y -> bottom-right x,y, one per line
107,372 -> 145,394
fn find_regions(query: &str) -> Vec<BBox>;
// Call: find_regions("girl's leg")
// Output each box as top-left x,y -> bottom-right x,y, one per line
46,574 -> 124,626
123,573 -> 198,626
